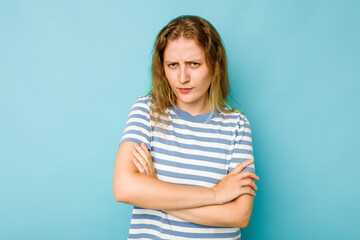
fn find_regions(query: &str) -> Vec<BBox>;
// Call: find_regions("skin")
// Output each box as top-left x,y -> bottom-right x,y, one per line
131,143 -> 259,227
113,37 -> 259,228
113,142 -> 258,211
163,37 -> 212,116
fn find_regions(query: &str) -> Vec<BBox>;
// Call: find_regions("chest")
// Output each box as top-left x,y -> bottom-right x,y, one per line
149,121 -> 236,187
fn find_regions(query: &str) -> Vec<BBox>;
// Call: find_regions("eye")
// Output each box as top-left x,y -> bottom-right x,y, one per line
168,63 -> 177,68
190,62 -> 200,67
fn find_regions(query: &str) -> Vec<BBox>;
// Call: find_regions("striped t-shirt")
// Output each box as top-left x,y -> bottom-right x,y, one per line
120,95 -> 255,240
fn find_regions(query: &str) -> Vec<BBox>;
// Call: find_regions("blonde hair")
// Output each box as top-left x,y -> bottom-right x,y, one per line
149,15 -> 235,127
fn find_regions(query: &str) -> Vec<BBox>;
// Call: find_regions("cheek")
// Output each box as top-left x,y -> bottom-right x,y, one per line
164,70 -> 176,88
164,68 -> 172,80
196,70 -> 212,88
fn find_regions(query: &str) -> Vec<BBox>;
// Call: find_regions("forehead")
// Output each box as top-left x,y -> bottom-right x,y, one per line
163,37 -> 205,60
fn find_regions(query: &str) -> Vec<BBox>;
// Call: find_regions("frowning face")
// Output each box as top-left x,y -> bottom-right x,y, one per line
163,37 -> 212,115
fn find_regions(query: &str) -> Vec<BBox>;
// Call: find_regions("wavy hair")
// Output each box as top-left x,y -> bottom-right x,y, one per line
149,15 -> 235,127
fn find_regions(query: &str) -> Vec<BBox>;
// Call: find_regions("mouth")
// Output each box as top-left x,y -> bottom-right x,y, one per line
179,88 -> 193,93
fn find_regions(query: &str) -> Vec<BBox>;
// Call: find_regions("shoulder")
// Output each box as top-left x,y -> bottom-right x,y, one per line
133,95 -> 152,105
217,110 -> 251,135
128,95 -> 153,116
131,95 -> 154,109
219,109 -> 250,125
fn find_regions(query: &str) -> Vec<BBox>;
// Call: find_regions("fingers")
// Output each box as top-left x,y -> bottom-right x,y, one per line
133,159 -> 145,173
132,144 -> 150,175
135,143 -> 150,163
241,186 -> 256,196
230,159 -> 254,175
240,178 -> 258,191
232,167 -> 259,197
238,170 -> 259,181
140,142 -> 150,153
131,143 -> 153,176
132,149 -> 150,175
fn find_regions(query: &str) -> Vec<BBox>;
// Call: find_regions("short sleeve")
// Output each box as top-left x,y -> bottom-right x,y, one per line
228,114 -> 255,173
119,96 -> 151,149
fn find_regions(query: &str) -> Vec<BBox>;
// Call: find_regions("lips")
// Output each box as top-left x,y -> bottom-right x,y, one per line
179,88 -> 192,93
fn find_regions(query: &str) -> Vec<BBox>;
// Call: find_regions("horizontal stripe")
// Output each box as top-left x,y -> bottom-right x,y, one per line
152,152 -> 227,170
157,175 -> 215,188
153,156 -> 227,175
128,232 -> 166,240
128,112 -> 151,123
155,112 -> 242,128
152,135 -> 232,155
156,169 -> 220,185
121,95 -> 253,239
123,129 -> 150,139
153,126 -> 238,141
153,128 -> 234,145
232,150 -> 254,158
129,107 -> 150,117
229,166 -> 255,173
168,120 -> 239,135
131,214 -> 234,232
121,136 -> 149,145
151,142 -> 231,164
158,110 -> 246,132
123,122 -> 150,134
128,231 -> 240,240
126,115 -> 151,126
154,165 -> 224,186
130,223 -> 240,238
152,134 -> 252,152
168,113 -> 239,128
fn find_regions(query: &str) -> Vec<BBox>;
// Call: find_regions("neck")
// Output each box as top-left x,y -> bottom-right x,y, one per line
176,98 -> 210,116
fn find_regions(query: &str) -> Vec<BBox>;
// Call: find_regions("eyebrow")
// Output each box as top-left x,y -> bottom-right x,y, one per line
164,59 -> 203,64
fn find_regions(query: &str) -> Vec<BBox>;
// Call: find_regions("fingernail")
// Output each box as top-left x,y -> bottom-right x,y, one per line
132,150 -> 136,154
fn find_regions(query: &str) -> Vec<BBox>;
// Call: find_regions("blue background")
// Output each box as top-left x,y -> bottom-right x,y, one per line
1,0 -> 359,239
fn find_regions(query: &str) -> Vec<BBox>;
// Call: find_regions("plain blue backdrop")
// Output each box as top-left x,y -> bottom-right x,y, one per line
1,0 -> 359,239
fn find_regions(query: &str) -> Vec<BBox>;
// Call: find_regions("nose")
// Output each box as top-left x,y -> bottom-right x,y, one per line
179,65 -> 190,84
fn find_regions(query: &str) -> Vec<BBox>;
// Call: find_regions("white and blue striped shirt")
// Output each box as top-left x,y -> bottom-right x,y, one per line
120,95 -> 255,240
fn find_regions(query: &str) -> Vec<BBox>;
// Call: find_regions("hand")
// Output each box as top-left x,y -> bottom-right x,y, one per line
211,159 -> 259,205
131,142 -> 158,179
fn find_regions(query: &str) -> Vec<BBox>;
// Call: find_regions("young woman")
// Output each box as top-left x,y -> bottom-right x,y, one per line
113,15 -> 259,240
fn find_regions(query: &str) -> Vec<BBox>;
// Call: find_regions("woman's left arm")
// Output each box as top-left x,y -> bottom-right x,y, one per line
165,194 -> 254,228
132,143 -> 257,228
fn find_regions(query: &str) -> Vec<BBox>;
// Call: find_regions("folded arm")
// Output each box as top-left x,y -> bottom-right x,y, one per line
113,141 -> 258,213
113,141 -> 216,210
115,141 -> 259,228
165,194 -> 254,228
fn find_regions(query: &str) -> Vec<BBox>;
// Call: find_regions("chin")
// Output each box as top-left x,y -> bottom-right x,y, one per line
177,96 -> 197,104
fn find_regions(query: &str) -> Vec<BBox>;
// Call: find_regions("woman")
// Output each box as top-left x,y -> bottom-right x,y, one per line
113,15 -> 259,240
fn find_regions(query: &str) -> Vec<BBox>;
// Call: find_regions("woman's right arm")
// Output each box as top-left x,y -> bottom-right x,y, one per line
113,141 -> 216,210
112,141 -> 256,211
